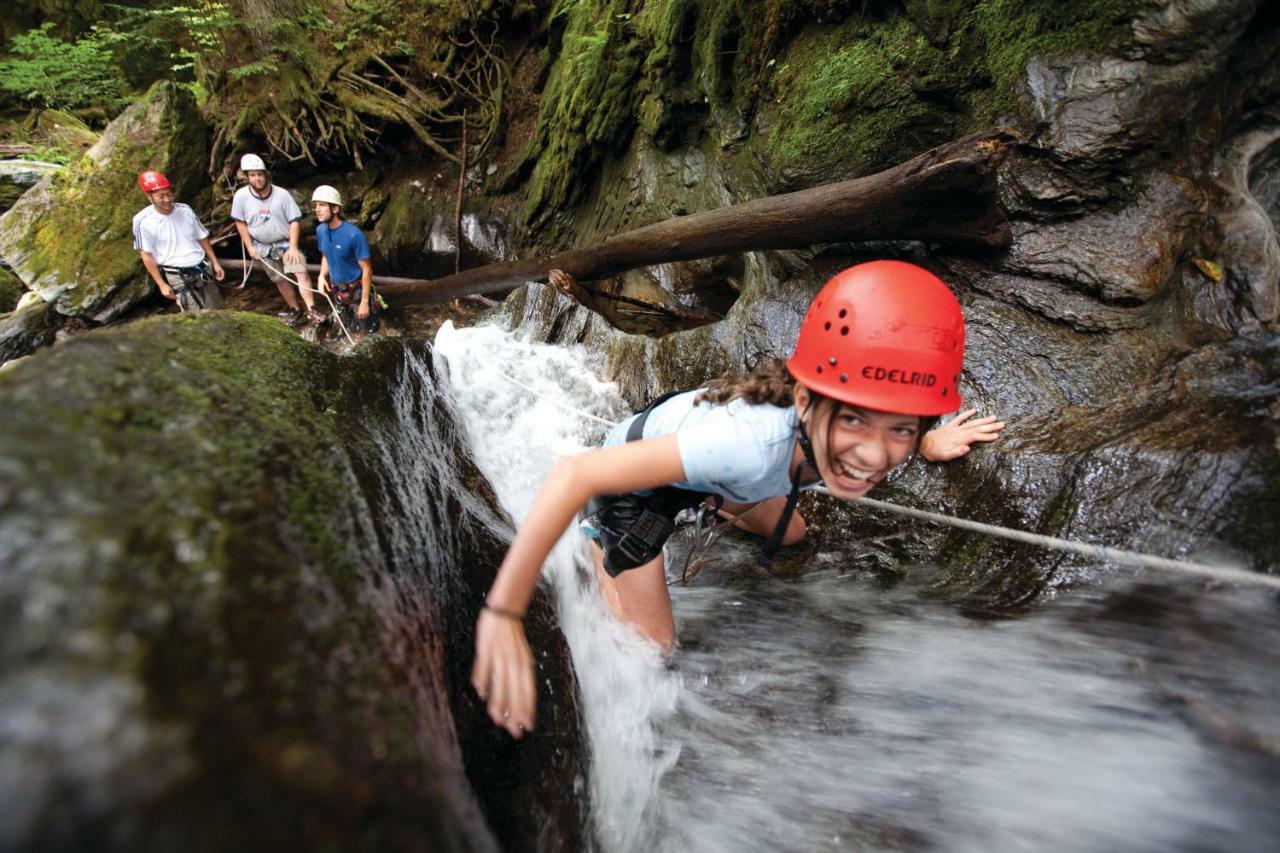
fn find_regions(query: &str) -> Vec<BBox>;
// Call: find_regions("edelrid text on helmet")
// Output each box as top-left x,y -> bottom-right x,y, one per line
311,185 -> 342,207
138,170 -> 171,193
787,260 -> 965,416
240,153 -> 267,172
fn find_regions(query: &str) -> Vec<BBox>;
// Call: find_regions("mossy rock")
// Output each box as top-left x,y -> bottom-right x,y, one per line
0,293 -> 56,364
0,108 -> 100,160
0,262 -> 25,312
0,312 -> 587,851
0,82 -> 208,322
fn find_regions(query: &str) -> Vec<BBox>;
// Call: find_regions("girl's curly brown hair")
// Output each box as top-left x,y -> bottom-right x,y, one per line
695,359 -> 796,407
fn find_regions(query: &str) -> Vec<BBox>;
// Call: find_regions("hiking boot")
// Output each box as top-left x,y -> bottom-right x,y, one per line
306,308 -> 330,326
278,307 -> 306,328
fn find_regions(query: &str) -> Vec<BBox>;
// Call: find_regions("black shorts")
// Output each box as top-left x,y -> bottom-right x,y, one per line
586,487 -> 714,577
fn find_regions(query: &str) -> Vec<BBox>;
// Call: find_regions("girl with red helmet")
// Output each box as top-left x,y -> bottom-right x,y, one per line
472,260 -> 1004,738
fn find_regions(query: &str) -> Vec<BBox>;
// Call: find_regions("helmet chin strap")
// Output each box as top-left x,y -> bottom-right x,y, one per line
795,420 -> 819,473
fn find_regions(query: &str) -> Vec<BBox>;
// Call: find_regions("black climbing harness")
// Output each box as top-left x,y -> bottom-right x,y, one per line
588,388 -> 815,577
161,262 -> 215,309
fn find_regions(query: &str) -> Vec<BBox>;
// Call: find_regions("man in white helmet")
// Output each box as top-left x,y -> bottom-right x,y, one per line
230,153 -> 325,327
312,185 -> 380,335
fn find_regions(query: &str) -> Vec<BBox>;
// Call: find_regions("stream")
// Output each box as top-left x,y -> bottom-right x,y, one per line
433,322 -> 1280,853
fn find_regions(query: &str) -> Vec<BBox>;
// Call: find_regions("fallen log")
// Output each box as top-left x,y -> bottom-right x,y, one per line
226,128 -> 1017,306
216,259 -> 499,306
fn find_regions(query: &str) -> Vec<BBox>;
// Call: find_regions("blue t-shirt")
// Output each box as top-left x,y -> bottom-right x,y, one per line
316,220 -> 370,284
601,390 -> 813,504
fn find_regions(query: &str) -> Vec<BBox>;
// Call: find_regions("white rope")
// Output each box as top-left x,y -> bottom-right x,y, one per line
234,239 -> 252,290
499,374 -> 620,427
498,372 -> 1278,591
819,489 -> 1280,591
257,255 -> 358,347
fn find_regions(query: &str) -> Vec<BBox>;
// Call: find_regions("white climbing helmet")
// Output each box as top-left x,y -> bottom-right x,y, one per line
311,185 -> 343,207
240,153 -> 267,172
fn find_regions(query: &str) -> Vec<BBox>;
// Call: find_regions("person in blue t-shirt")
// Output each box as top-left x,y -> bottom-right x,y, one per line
311,185 -> 379,334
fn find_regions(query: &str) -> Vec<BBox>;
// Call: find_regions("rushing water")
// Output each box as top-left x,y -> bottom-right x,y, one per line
434,322 -> 1280,853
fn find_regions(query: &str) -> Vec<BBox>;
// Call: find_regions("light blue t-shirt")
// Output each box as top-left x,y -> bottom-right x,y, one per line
602,390 -> 810,503
230,185 -> 303,249
316,219 -> 371,284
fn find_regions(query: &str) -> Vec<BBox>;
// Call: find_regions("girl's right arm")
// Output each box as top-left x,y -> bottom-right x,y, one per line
472,434 -> 687,738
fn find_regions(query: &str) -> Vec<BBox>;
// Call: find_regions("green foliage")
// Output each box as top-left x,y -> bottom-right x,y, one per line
0,22 -> 129,111
228,58 -> 281,81
0,2 -> 242,116
333,0 -> 396,52
109,1 -> 236,89
20,144 -> 77,167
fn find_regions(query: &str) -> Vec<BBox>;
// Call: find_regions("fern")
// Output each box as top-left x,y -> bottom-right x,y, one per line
0,23 -> 130,111
229,59 -> 281,81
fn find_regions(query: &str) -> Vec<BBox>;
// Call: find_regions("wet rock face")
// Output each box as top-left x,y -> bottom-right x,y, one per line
1003,172 -> 1206,305
0,82 -> 208,323
0,314 -> 587,852
509,2 -> 1280,601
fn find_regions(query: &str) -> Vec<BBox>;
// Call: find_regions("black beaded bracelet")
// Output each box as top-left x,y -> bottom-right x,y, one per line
483,603 -> 525,621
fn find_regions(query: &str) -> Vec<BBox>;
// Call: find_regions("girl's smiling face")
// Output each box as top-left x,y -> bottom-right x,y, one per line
794,385 -> 920,499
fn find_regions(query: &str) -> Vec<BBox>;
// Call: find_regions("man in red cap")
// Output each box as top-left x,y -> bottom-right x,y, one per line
132,170 -> 226,311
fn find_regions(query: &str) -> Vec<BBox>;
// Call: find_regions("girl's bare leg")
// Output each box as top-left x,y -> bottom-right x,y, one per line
720,496 -> 807,546
590,541 -> 676,651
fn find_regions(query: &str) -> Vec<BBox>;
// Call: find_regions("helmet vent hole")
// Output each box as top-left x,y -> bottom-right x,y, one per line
816,365 -> 823,374
840,373 -> 848,383
942,387 -> 949,396
828,357 -> 837,366
824,321 -> 832,331
838,308 -> 847,319
840,326 -> 849,336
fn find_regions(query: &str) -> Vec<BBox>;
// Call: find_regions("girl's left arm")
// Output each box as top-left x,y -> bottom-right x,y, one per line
920,409 -> 1006,462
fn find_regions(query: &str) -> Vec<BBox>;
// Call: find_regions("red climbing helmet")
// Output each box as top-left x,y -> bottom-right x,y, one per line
787,261 -> 966,416
138,170 -> 171,193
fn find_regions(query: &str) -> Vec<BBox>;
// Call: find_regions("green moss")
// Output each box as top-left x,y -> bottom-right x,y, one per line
517,0 -> 802,230
969,0 -> 1154,119
764,0 -> 1152,181
767,14 -> 957,180
0,265 -> 24,313
518,0 -> 647,227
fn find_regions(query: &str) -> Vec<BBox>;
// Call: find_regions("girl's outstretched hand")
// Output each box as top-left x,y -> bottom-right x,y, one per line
920,409 -> 1006,462
471,608 -> 537,738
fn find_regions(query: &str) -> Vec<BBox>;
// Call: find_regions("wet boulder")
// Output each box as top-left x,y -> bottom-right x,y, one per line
0,81 -> 209,323
0,313 -> 587,852
0,160 -> 60,214
0,293 -> 56,365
